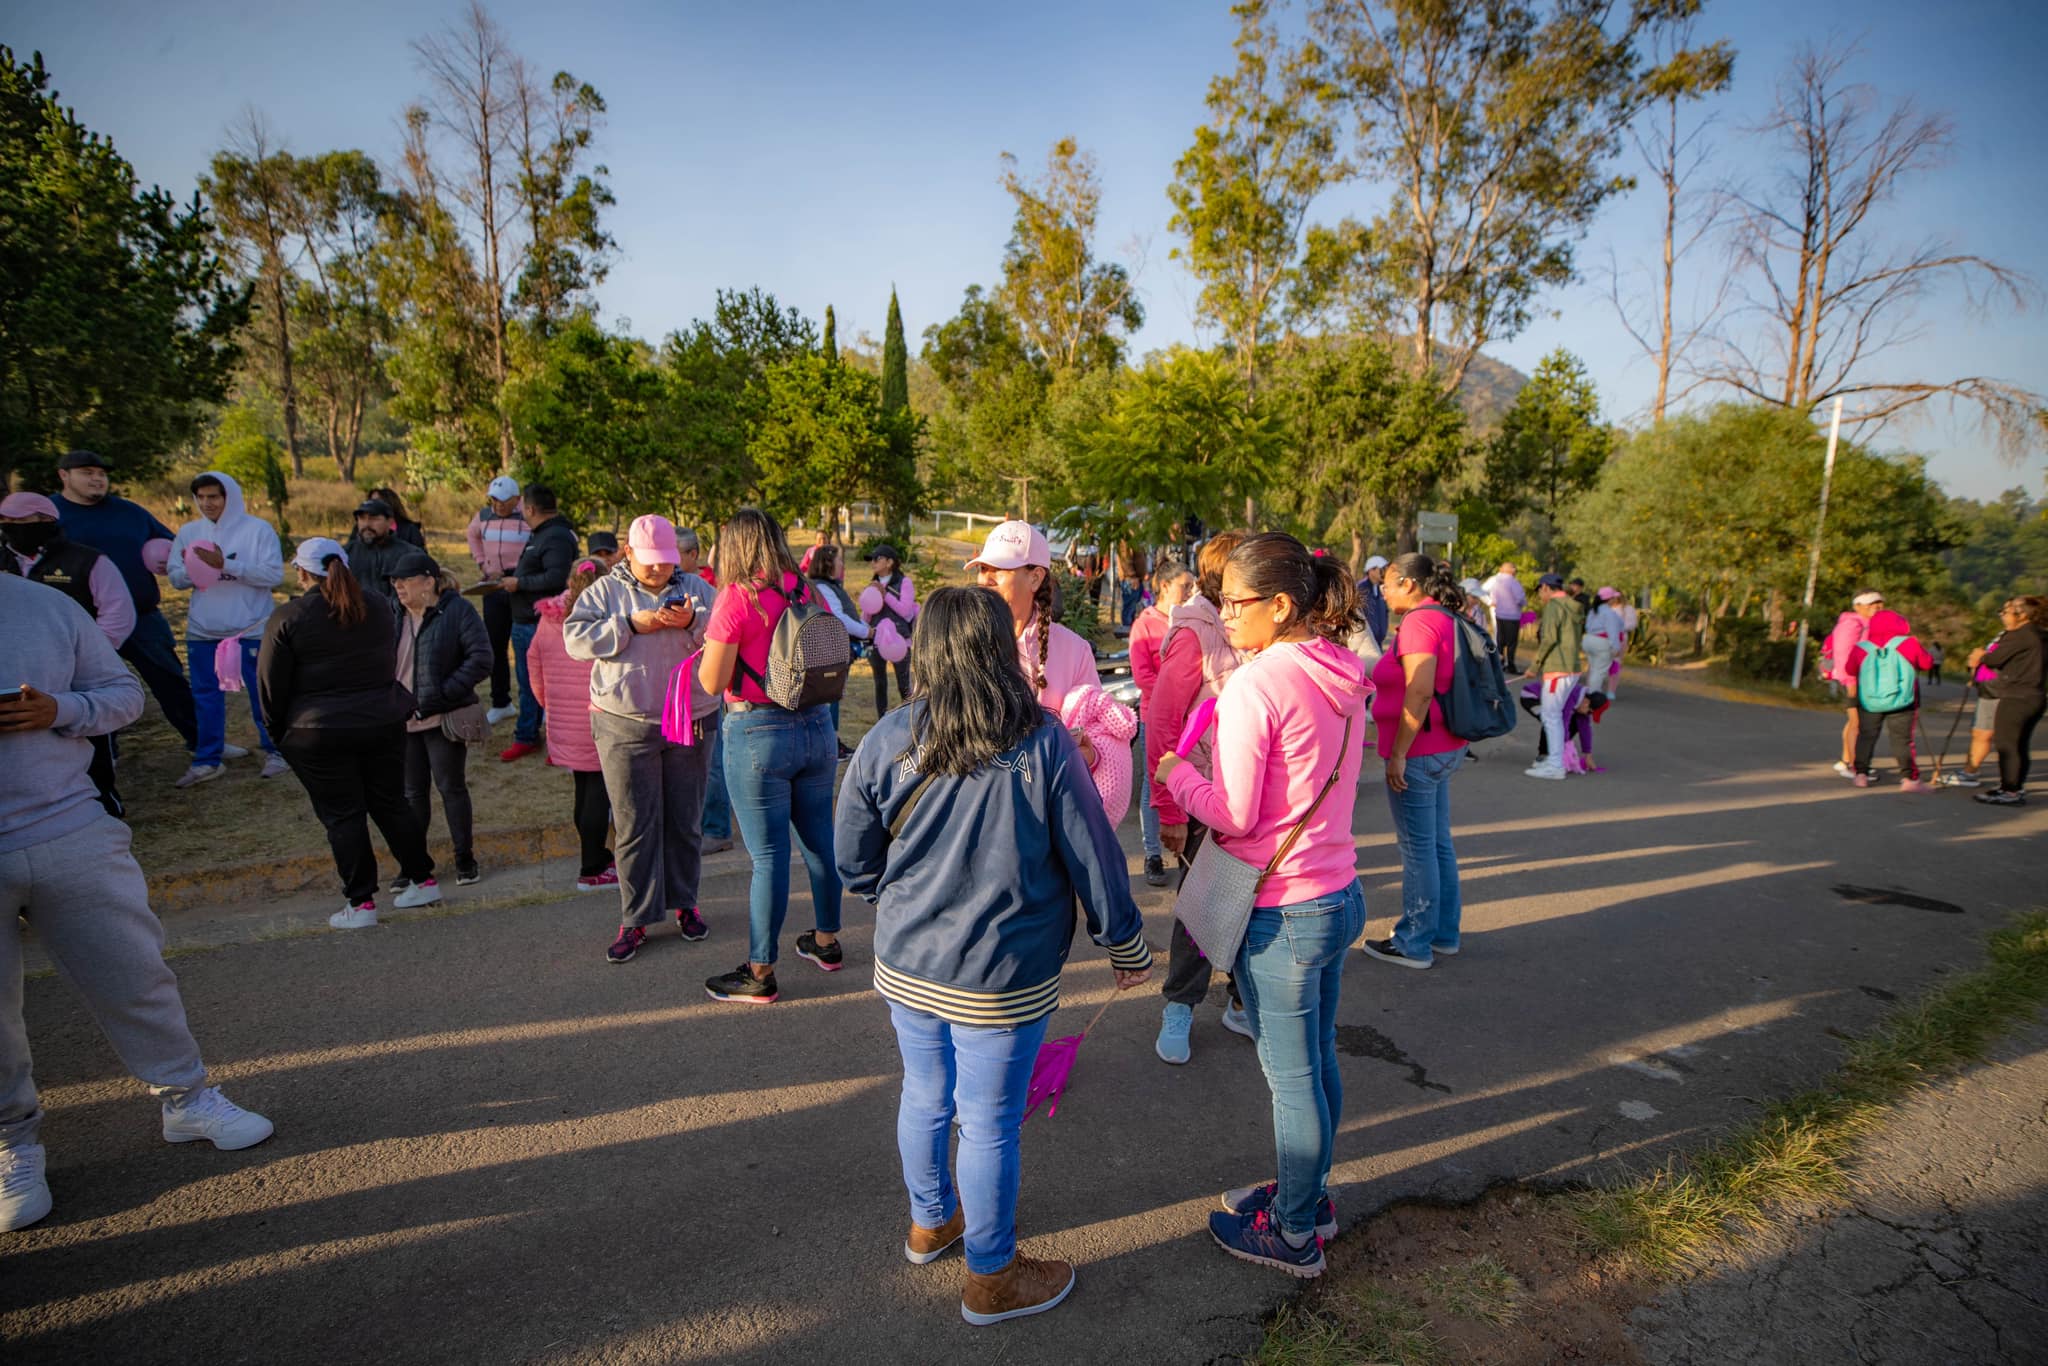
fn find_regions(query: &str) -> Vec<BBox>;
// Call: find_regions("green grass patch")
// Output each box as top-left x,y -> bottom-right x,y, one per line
1254,1283 -> 1445,1366
1572,909 -> 2048,1271
1418,1253 -> 1522,1326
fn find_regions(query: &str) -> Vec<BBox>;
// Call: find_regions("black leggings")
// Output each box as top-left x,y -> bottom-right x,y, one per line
403,728 -> 474,864
871,650 -> 911,715
1854,705 -> 1920,780
1992,693 -> 2044,792
572,769 -> 614,877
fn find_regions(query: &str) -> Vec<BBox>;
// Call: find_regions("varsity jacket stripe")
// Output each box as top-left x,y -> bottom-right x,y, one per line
874,960 -> 1064,1027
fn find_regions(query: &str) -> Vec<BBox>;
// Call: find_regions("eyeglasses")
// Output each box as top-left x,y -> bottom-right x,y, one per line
1219,594 -> 1268,616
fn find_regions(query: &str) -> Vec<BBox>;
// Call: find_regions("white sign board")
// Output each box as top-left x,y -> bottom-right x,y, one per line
1416,512 -> 1458,545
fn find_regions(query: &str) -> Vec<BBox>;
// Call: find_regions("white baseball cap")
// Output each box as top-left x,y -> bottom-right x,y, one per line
293,536 -> 350,577
1363,555 -> 1390,572
1853,590 -> 1884,607
966,520 -> 1051,572
487,475 -> 520,500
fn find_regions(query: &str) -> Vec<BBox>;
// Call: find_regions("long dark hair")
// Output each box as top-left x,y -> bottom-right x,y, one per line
372,487 -> 412,524
320,557 -> 366,628
1388,552 -> 1466,613
808,543 -> 842,581
1227,533 -> 1361,642
906,587 -> 1043,776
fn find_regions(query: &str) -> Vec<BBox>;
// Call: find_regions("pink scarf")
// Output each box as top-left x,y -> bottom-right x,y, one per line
661,650 -> 704,746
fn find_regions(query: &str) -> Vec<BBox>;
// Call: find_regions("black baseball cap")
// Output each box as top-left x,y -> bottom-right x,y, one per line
868,543 -> 902,562
1538,573 -> 1566,590
355,498 -> 393,518
390,548 -> 439,580
586,530 -> 620,554
57,450 -> 107,470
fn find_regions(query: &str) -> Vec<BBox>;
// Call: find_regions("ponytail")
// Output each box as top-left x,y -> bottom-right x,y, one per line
320,557 -> 366,627
1389,552 -> 1466,614
1029,570 -> 1054,693
1228,533 -> 1363,643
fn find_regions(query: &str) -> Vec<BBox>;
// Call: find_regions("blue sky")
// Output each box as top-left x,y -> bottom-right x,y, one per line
14,0 -> 2045,498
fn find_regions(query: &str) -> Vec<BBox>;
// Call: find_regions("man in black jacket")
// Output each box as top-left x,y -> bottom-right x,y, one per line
497,484 -> 578,761
345,500 -> 410,600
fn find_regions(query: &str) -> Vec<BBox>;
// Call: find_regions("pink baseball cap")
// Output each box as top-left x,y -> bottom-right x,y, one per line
965,519 -> 1050,572
627,514 -> 680,566
1596,586 -> 1621,601
0,492 -> 59,519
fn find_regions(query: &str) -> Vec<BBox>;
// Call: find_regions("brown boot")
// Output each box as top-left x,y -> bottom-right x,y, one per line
960,1253 -> 1075,1326
904,1208 -> 966,1265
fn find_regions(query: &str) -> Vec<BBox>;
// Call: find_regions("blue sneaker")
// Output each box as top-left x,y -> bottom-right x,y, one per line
1155,1003 -> 1193,1065
1221,1180 -> 1337,1239
1209,1206 -> 1325,1277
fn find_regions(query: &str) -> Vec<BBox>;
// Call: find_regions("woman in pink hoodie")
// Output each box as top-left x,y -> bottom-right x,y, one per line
1843,605 -> 1936,789
529,559 -> 613,890
1157,533 -> 1371,1280
1823,608 -> 1867,776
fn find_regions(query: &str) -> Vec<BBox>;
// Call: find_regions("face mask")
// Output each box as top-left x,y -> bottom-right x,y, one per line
3,522 -> 60,556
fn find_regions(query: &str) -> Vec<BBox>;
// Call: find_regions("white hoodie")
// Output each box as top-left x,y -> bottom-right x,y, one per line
167,470 -> 285,640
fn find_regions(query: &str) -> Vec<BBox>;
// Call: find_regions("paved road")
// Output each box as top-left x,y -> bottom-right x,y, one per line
5,675 -> 2043,1363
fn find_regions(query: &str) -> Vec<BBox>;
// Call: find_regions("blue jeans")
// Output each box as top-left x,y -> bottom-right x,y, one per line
1384,748 -> 1465,958
511,620 -> 542,743
122,608 -> 197,749
889,1002 -> 1050,1275
187,634 -> 275,766
1135,721 -> 1162,858
1234,878 -> 1367,1239
722,705 -> 842,964
702,726 -> 732,841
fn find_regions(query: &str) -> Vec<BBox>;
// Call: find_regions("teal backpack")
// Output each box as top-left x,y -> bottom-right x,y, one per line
1857,638 -> 1917,712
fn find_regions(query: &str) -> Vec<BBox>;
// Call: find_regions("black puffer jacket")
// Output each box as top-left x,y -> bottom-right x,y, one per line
399,589 -> 492,718
510,516 -> 580,625
345,530 -> 412,599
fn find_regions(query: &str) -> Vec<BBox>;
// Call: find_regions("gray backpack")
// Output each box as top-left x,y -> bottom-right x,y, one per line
735,582 -> 852,710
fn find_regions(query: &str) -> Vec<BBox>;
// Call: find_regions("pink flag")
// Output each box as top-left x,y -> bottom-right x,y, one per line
661,650 -> 703,746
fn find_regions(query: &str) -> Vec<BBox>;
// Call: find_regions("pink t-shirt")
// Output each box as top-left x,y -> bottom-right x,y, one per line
1019,615 -> 1099,713
706,574 -> 798,705
1370,602 -> 1463,760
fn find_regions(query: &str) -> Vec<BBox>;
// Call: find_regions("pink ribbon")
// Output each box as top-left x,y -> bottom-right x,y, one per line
1175,696 -> 1217,757
662,649 -> 704,746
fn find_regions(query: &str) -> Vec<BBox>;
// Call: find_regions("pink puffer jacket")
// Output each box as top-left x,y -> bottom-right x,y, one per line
529,594 -> 599,772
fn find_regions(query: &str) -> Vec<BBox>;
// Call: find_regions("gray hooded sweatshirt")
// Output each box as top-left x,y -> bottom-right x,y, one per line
561,561 -> 720,725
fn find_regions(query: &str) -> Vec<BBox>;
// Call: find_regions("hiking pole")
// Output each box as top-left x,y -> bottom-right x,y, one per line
1930,686 -> 1973,784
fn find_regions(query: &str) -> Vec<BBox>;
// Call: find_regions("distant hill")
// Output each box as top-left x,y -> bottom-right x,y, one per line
1456,350 -> 1527,431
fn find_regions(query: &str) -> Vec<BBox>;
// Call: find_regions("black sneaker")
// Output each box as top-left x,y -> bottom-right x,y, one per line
1973,789 -> 2026,806
795,931 -> 843,972
705,964 -> 778,1003
388,874 -> 410,894
1143,855 -> 1170,887
1359,937 -> 1432,970
455,860 -> 482,886
837,740 -> 856,762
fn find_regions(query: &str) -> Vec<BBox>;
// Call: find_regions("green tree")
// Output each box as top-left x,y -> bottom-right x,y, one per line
880,289 -> 910,415
1072,349 -> 1281,543
749,352 -> 905,525
1484,348 -> 1614,529
920,284 -> 1053,512
1270,335 -> 1468,557
511,68 -> 613,333
1305,0 -> 1683,392
822,304 -> 837,363
997,138 -> 1144,372
205,118 -> 310,474
505,313 -> 671,523
288,150 -> 393,483
1567,404 -> 1958,635
1168,0 -> 1340,392
0,47 -> 247,489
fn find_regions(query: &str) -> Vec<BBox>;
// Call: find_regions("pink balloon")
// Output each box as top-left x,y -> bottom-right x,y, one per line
183,541 -> 223,589
141,539 -> 173,575
873,618 -> 909,662
858,584 -> 883,617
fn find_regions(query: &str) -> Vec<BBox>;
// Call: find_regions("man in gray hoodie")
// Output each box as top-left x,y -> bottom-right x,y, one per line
1,574 -> 274,1234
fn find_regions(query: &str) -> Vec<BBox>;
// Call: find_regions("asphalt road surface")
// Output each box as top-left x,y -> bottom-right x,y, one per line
5,675 -> 2043,1364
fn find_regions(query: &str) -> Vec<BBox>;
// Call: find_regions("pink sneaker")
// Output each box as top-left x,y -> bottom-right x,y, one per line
576,867 -> 619,893
1852,773 -> 1872,788
1898,778 -> 1931,792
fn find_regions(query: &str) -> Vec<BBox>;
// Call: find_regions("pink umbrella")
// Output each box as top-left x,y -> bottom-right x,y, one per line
1024,991 -> 1122,1123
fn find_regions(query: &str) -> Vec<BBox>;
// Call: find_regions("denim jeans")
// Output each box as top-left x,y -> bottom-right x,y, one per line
702,726 -> 732,841
1135,720 -> 1162,859
1234,878 -> 1367,1238
510,620 -> 543,743
722,705 -> 841,964
1384,747 -> 1465,959
122,608 -> 197,749
187,634 -> 275,766
889,1002 -> 1050,1275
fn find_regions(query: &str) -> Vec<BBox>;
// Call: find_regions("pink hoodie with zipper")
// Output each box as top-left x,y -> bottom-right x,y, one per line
1164,635 -> 1372,908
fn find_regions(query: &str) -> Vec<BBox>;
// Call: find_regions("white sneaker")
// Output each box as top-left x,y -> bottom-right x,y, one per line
1220,1002 -> 1255,1039
220,743 -> 251,760
485,705 -> 518,725
259,752 -> 290,779
1937,770 -> 1982,788
1832,760 -> 1854,777
173,763 -> 223,788
393,878 -> 443,909
1524,764 -> 1567,780
161,1086 -> 273,1150
330,900 -> 378,929
1,1141 -> 52,1232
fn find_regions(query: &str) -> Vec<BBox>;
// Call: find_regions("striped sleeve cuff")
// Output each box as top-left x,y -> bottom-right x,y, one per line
1105,934 -> 1152,972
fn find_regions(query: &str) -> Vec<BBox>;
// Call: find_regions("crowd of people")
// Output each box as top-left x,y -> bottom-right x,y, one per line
4,456 -> 2040,1327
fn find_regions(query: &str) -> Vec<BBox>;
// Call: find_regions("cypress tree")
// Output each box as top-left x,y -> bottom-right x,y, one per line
822,304 -> 837,363
880,288 -> 909,415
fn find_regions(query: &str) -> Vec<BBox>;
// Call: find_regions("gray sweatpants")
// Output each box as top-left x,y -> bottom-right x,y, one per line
2,815 -> 207,1144
592,708 -> 717,928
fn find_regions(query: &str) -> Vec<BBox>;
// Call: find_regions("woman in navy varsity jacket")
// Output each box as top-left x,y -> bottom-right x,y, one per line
835,587 -> 1151,1328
